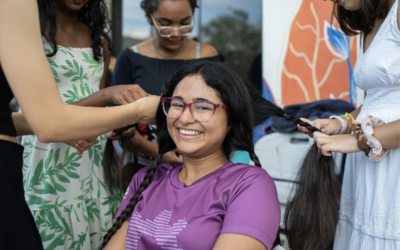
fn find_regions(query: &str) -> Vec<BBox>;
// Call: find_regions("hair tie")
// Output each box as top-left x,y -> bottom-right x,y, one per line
284,113 -> 321,133
361,115 -> 389,161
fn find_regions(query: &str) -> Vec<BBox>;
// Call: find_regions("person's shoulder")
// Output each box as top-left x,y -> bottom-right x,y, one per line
231,163 -> 271,179
130,39 -> 153,55
200,43 -> 218,58
219,163 -> 272,186
115,47 -> 136,60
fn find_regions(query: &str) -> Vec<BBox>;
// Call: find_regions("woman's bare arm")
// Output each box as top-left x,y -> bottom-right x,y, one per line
350,105 -> 362,119
374,120 -> 400,149
13,84 -> 148,136
0,0 -> 158,142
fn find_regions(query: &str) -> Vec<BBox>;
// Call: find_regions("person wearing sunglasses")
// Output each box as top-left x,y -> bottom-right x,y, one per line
109,0 -> 219,182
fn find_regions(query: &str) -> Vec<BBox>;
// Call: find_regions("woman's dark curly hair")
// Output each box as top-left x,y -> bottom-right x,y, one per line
140,0 -> 198,23
332,0 -> 389,36
37,0 -> 110,61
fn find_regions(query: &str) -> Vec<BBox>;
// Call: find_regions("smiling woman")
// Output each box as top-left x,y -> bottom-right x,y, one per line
101,61 -> 281,250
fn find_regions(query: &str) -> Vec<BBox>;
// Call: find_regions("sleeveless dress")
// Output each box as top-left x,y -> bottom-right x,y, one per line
334,1 -> 400,249
21,39 -> 122,250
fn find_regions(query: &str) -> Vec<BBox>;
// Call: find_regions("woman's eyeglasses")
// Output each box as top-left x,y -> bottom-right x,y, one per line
151,15 -> 195,38
161,97 -> 228,122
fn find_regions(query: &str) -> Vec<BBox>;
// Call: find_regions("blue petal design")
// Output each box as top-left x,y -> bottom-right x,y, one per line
347,58 -> 357,105
325,22 -> 350,59
350,75 -> 357,105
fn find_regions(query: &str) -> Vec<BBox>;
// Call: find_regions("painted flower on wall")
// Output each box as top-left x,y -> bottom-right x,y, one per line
324,20 -> 356,105
280,0 -> 357,107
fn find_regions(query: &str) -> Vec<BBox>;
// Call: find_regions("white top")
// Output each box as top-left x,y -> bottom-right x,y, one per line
334,1 -> 400,249
353,0 -> 400,118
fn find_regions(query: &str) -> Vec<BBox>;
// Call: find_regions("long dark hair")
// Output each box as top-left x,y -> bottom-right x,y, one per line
248,77 -> 339,249
100,61 -> 337,249
333,0 -> 388,35
37,0 -> 110,61
103,135 -> 140,190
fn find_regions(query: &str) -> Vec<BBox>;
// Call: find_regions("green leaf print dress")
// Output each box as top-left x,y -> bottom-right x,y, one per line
22,39 -> 122,250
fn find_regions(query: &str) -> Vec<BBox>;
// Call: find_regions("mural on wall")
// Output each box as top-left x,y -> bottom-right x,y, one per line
281,0 -> 358,106
255,0 -> 359,143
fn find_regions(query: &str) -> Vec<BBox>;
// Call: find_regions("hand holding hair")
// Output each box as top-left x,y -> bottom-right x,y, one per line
298,118 -> 342,137
313,132 -> 360,157
132,95 -> 161,125
105,124 -> 137,140
106,84 -> 149,105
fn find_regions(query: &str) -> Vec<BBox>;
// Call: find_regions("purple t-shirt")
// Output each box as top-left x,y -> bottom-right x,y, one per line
116,161 -> 280,250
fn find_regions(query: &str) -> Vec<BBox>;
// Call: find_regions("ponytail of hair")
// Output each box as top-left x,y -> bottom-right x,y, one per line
245,80 -> 338,249
284,144 -> 338,250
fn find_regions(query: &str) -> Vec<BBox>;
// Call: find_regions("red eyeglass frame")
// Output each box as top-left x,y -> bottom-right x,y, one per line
160,97 -> 228,121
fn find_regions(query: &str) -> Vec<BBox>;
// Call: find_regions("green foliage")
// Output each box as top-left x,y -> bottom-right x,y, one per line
202,8 -> 262,77
82,52 -> 104,77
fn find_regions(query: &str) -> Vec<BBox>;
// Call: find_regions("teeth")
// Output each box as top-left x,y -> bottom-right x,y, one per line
179,129 -> 201,135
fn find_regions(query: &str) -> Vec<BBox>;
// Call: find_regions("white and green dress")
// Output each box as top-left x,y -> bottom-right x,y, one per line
22,40 -> 122,250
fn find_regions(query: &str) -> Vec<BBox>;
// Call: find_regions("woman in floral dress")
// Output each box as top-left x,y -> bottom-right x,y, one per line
21,0 -> 121,249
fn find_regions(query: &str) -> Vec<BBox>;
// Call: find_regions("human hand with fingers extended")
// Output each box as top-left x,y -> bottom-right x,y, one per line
313,132 -> 361,157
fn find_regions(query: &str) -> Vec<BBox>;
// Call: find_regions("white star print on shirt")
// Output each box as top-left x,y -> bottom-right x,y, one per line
126,210 -> 188,250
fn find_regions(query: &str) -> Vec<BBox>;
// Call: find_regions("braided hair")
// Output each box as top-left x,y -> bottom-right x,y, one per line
37,0 -> 110,61
101,61 -> 337,249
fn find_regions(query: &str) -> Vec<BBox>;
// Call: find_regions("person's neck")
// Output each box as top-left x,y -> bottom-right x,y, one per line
56,8 -> 80,31
387,0 -> 396,12
178,151 -> 229,186
153,36 -> 185,58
